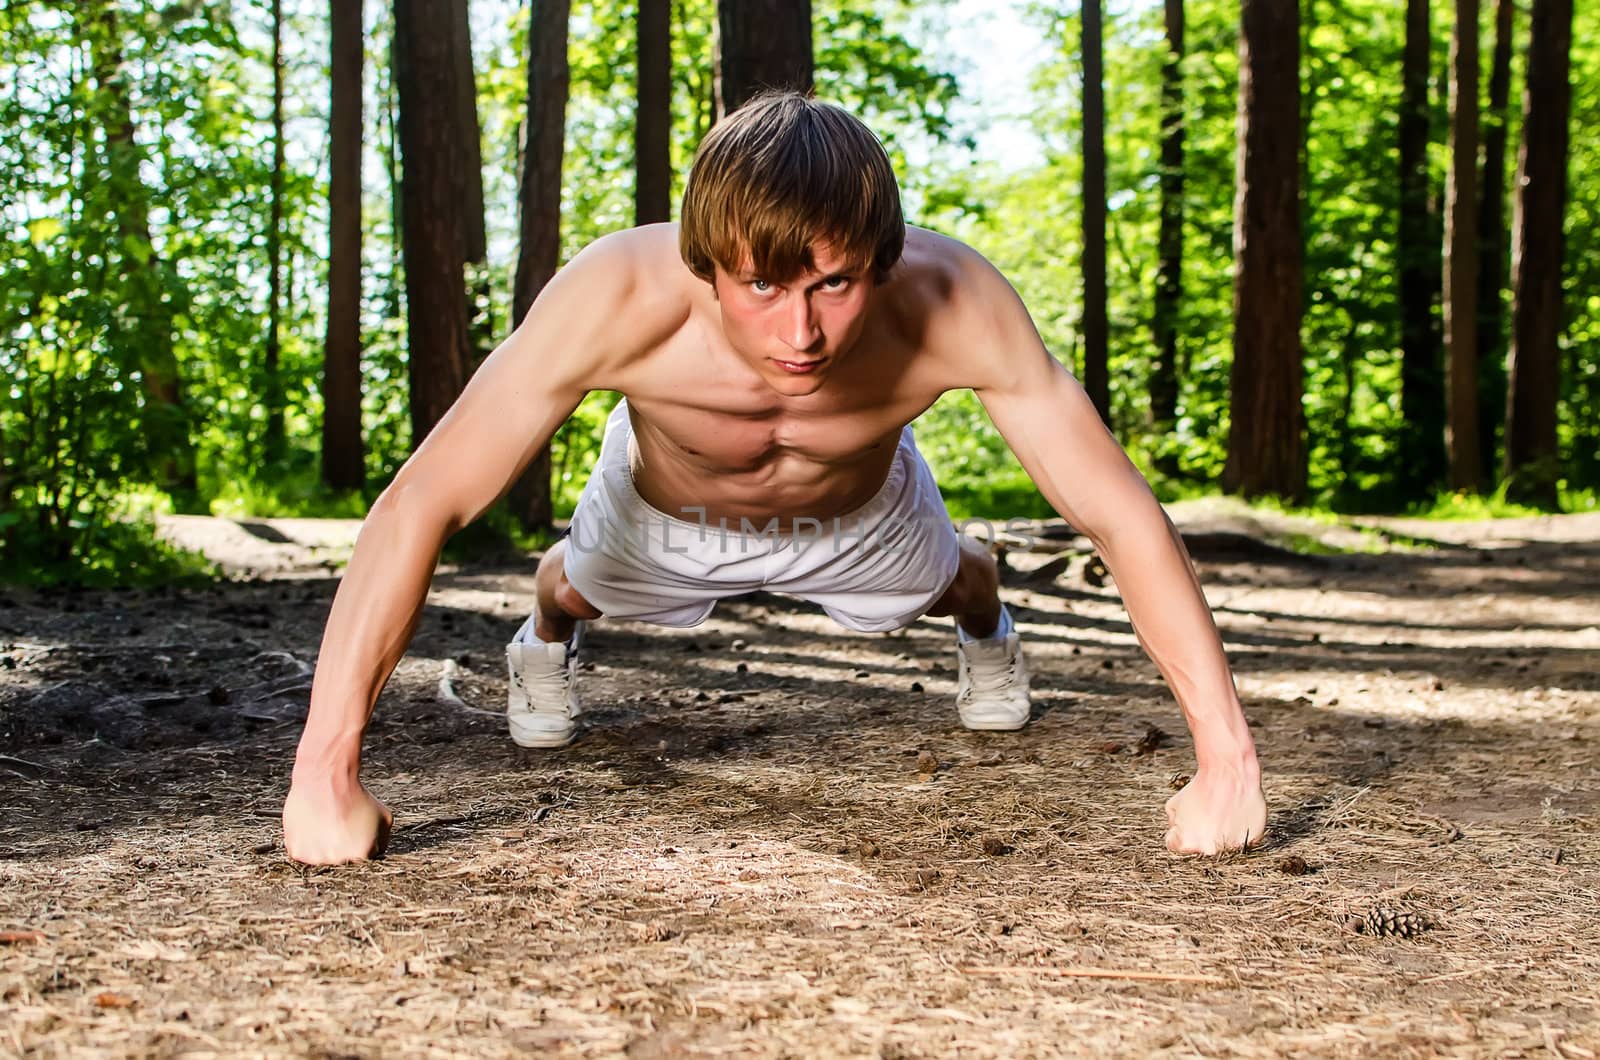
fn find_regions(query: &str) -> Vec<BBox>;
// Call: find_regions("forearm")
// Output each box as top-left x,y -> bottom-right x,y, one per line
1090,506 -> 1257,773
293,487 -> 453,783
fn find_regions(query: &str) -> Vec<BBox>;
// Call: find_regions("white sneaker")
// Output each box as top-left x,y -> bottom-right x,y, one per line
955,632 -> 1031,731
506,623 -> 584,748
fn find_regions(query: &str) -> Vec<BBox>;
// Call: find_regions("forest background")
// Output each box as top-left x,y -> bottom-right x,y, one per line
2,0 -> 1595,586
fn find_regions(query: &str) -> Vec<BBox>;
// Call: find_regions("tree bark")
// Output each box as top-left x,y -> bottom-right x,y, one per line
1149,0 -> 1183,451
450,0 -> 492,356
393,0 -> 475,449
1298,0 -> 1315,244
85,1 -> 198,506
507,0 -> 572,529
683,0 -> 716,148
265,0 -> 287,463
1475,0 -> 1513,482
715,0 -> 812,117
1443,0 -> 1481,490
1081,0 -> 1109,427
323,0 -> 366,491
1223,0 -> 1306,502
383,23 -> 405,321
514,0 -> 571,327
1398,0 -> 1446,497
636,0 -> 672,225
1503,0 -> 1572,508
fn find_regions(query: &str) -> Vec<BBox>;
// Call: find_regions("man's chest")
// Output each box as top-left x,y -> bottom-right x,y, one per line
626,392 -> 909,471
616,333 -> 940,472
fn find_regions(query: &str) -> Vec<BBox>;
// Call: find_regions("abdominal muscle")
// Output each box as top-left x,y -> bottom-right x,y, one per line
624,403 -> 904,531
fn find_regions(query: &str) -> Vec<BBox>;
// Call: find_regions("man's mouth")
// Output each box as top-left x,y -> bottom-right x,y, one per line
773,357 -> 824,375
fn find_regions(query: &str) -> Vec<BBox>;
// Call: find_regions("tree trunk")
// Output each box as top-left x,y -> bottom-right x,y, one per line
1149,0 -> 1183,453
384,24 -> 405,321
682,0 -> 716,149
1475,0 -> 1514,483
1081,0 -> 1109,427
85,2 -> 197,506
450,0 -> 492,356
265,0 -> 287,463
514,0 -> 571,327
1299,0 -> 1315,244
393,0 -> 475,449
507,0 -> 572,530
636,0 -> 672,225
1443,0 -> 1481,490
1503,0 -> 1572,508
715,0 -> 811,117
1223,0 -> 1306,502
1397,0 -> 1446,498
323,0 -> 366,491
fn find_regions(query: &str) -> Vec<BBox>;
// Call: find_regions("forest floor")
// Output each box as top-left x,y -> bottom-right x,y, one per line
2,499 -> 1597,1058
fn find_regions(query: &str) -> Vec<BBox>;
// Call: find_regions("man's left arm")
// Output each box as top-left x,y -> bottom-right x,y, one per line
946,249 -> 1266,854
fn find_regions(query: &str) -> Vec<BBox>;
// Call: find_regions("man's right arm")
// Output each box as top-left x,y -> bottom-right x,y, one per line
283,233 -> 649,865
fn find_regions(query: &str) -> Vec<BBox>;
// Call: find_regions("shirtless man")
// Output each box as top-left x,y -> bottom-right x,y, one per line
282,93 -> 1266,865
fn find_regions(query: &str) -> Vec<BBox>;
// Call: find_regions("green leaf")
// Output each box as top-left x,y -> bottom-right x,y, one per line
27,217 -> 62,246
121,234 -> 153,265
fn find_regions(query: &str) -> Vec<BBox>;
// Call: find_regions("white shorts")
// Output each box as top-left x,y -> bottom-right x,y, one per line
561,401 -> 961,632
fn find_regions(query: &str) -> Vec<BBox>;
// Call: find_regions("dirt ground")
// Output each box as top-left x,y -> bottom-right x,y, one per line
2,500 -> 1597,1058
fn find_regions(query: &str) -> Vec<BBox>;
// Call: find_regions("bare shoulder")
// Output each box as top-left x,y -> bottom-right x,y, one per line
892,225 -> 996,294
884,227 -> 1049,391
565,222 -> 684,294
512,224 -> 695,387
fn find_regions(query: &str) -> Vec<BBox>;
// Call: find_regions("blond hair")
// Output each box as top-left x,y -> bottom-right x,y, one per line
680,92 -> 905,284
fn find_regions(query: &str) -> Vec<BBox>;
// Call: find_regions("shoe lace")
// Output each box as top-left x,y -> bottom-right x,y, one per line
965,643 -> 1019,694
515,654 -> 574,714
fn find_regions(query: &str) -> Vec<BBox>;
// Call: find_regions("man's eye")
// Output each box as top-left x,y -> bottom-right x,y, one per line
824,276 -> 850,290
751,279 -> 772,293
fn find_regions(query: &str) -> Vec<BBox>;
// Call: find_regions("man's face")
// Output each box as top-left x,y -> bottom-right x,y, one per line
711,241 -> 876,396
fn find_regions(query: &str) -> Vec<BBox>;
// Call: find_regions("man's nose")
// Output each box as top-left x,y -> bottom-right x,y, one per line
783,294 -> 822,352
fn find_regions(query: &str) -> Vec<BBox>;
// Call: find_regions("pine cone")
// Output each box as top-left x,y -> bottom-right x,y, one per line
1360,905 -> 1429,938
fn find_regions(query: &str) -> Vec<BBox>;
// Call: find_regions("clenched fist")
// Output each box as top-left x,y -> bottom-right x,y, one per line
1165,765 -> 1267,855
282,775 -> 392,865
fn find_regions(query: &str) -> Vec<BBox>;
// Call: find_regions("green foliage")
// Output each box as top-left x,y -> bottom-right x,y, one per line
207,473 -> 369,520
1415,482 -> 1597,519
1561,488 -> 1600,514
2,0 -> 338,577
548,391 -> 622,516
936,0 -> 1597,512
3,1 -> 180,566
558,0 -> 641,261
924,0 -> 1241,486
1300,0 -> 1409,503
814,0 -> 966,194
916,391 -> 1052,521
0,502 -> 217,588
7,0 -> 1600,589
1412,487 -> 1557,521
1560,0 -> 1600,491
